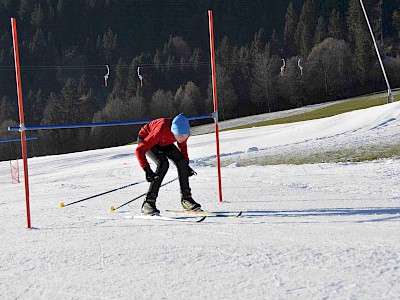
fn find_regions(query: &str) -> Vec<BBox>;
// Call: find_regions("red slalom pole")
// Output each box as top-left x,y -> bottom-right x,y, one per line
208,10 -> 223,202
11,18 -> 31,229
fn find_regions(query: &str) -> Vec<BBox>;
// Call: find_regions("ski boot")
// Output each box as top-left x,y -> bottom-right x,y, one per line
141,198 -> 160,216
181,196 -> 202,211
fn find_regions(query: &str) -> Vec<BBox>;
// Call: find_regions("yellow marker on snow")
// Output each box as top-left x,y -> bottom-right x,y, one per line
110,206 -> 115,212
60,202 -> 65,208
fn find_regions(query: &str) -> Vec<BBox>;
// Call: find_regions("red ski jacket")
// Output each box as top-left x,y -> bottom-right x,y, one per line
135,118 -> 189,169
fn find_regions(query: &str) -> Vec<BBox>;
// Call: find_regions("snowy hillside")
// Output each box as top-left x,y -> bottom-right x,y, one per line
0,102 -> 399,299
195,100 -> 400,166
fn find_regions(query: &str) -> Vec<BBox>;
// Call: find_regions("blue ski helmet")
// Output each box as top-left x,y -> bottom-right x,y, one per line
171,113 -> 190,135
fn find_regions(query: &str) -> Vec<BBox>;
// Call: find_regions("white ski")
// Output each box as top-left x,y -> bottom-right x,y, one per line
123,215 -> 206,223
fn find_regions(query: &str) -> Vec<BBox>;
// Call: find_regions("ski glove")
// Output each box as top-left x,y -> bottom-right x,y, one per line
188,165 -> 197,177
144,166 -> 157,182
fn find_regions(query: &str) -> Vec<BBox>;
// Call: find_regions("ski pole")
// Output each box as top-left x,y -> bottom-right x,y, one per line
60,181 -> 145,208
110,177 -> 178,212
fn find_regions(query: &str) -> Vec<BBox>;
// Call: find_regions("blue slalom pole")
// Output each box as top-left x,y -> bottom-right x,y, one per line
0,137 -> 38,143
8,114 -> 213,132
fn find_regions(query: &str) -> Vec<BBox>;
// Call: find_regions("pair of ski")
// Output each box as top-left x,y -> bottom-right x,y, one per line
125,210 -> 243,223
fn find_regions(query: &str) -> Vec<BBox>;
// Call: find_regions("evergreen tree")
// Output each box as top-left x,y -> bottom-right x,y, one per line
347,0 -> 375,84
153,49 -> 162,71
0,95 -> 15,124
78,74 -> 90,96
77,75 -> 98,122
56,0 -> 66,48
295,0 -> 317,57
225,45 -> 251,115
125,62 -> 139,98
30,3 -> 45,28
163,35 -> 192,63
61,79 -> 80,123
0,44 -> 6,97
57,0 -> 65,15
101,27 -> 118,62
79,88 -> 98,122
283,1 -> 298,57
41,93 -> 61,126
250,29 -> 266,59
216,36 -> 233,64
270,29 -> 281,57
48,2 -> 56,30
370,0 -> 384,44
29,28 -> 46,63
328,9 -> 346,41
18,0 -> 33,21
164,55 -> 175,81
24,90 -> 35,124
31,89 -> 44,125
314,16 -> 327,45
41,92 -> 63,154
189,47 -> 202,72
110,58 -> 128,100
46,32 -> 58,68
393,10 -> 400,38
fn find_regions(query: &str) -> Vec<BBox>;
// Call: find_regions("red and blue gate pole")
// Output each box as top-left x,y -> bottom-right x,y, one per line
11,18 -> 31,229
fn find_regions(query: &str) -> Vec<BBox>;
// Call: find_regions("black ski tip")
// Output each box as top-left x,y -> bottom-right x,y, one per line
237,211 -> 243,217
197,216 -> 207,222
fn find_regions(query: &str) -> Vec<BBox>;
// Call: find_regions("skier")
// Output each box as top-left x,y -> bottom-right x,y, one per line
136,113 -> 201,215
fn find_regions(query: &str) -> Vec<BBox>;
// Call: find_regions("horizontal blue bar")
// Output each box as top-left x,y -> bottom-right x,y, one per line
0,137 -> 38,143
8,114 -> 213,132
188,114 -> 213,121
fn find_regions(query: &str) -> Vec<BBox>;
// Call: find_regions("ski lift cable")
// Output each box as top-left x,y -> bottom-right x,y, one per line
0,52 -> 370,71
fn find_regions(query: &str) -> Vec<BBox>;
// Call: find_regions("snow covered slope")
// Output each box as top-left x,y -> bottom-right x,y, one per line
191,100 -> 400,165
0,102 -> 399,299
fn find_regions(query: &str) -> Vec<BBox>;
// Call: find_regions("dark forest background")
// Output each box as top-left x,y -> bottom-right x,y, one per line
1,0 -> 400,161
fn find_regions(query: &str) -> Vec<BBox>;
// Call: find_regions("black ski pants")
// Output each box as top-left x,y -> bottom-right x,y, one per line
138,138 -> 191,200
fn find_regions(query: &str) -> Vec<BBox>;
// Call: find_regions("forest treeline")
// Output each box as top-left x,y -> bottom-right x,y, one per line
1,0 -> 400,161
